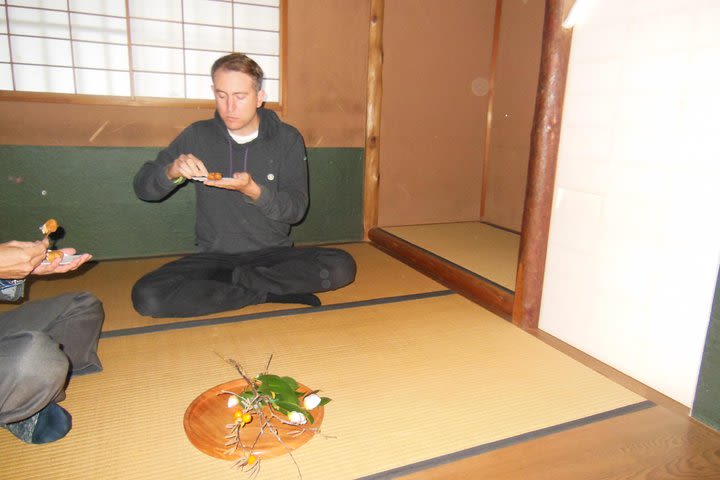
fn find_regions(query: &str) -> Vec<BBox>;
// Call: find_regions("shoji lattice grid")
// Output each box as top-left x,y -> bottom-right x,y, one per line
0,0 -> 280,101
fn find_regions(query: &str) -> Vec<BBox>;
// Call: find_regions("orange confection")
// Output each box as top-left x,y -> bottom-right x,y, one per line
40,218 -> 59,235
45,250 -> 64,263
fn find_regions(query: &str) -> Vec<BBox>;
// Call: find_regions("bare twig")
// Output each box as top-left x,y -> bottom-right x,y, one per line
263,353 -> 274,374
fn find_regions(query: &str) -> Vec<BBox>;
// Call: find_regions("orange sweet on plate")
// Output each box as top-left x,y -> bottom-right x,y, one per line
45,250 -> 64,263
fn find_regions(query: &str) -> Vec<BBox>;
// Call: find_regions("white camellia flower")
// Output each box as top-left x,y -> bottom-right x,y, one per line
227,395 -> 240,408
287,411 -> 307,425
303,393 -> 321,410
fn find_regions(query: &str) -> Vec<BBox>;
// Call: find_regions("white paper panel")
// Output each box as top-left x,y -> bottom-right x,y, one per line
184,24 -> 231,51
233,3 -> 278,30
11,36 -> 72,65
14,64 -> 74,93
233,29 -> 278,55
132,45 -> 184,74
73,41 -> 128,69
76,68 -> 130,96
70,0 -> 126,16
0,35 -> 9,62
8,0 -> 66,9
130,18 -> 183,48
183,0 -> 232,26
70,13 -> 127,43
0,64 -> 12,89
128,0 -> 182,21
8,6 -> 69,38
134,71 -> 184,98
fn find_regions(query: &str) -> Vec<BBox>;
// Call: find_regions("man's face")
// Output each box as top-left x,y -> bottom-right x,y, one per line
212,69 -> 266,135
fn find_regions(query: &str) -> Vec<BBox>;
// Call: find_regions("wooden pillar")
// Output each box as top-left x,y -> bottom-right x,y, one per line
512,0 -> 573,329
480,0 -> 503,218
363,0 -> 384,239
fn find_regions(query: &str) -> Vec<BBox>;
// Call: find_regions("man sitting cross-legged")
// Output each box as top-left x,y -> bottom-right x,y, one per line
131,53 -> 356,318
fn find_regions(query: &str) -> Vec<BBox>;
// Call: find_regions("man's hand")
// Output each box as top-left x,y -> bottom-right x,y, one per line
0,240 -> 48,279
0,240 -> 93,279
166,154 -> 208,181
205,172 -> 262,201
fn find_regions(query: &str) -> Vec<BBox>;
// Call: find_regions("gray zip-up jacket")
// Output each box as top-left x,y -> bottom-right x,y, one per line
133,108 -> 309,254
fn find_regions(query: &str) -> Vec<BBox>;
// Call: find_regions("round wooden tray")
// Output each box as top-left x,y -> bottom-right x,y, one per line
183,379 -> 324,460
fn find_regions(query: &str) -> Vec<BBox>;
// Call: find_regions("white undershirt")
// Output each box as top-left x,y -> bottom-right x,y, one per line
228,129 -> 258,144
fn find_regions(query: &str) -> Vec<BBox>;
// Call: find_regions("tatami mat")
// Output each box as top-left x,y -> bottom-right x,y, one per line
381,222 -> 520,290
0,243 -> 446,332
0,294 -> 646,479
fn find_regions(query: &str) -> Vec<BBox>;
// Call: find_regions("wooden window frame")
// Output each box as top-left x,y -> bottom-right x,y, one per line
0,0 -> 287,111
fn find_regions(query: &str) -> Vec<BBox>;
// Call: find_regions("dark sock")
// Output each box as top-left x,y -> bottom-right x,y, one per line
32,403 -> 72,443
3,402 -> 72,444
265,293 -> 321,307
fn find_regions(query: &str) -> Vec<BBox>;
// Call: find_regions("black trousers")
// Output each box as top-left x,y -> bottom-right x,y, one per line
131,246 -> 356,318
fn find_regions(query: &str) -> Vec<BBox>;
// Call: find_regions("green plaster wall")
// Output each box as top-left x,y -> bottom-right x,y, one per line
0,146 -> 364,259
693,267 -> 720,431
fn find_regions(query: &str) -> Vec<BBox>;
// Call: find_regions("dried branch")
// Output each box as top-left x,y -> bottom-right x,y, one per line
263,353 -> 274,374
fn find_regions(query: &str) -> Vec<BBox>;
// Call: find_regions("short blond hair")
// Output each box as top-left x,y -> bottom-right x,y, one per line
211,53 -> 264,91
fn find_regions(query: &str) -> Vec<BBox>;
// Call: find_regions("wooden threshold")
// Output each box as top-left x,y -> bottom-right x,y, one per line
399,404 -> 720,479
369,227 -> 514,320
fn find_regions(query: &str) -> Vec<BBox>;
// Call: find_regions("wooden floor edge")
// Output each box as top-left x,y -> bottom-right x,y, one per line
366,401 -> 657,480
368,227 -> 514,320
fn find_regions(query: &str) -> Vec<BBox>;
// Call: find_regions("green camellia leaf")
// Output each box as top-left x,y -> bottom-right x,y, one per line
257,374 -> 296,388
281,376 -> 298,390
305,411 -> 315,424
257,375 -> 301,400
256,383 -> 273,396
275,400 -> 300,413
278,390 -> 301,406
271,404 -> 289,415
256,374 -> 281,387
256,374 -> 283,387
319,397 -> 332,406
273,384 -> 298,399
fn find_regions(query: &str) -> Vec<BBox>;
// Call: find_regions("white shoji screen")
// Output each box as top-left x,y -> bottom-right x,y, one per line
0,0 -> 281,102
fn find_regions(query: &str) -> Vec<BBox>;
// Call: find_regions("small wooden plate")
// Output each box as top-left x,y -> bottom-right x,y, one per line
183,379 -> 324,460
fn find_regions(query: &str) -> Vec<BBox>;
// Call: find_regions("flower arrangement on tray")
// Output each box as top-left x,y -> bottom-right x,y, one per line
219,355 -> 331,478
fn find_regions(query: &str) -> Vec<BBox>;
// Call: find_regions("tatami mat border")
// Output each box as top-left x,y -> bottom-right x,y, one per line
360,400 -> 656,479
95,288 -> 655,480
101,289 -> 454,338
374,228 -> 514,294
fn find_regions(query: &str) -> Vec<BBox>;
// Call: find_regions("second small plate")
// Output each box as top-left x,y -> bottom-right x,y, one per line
42,253 -> 82,265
